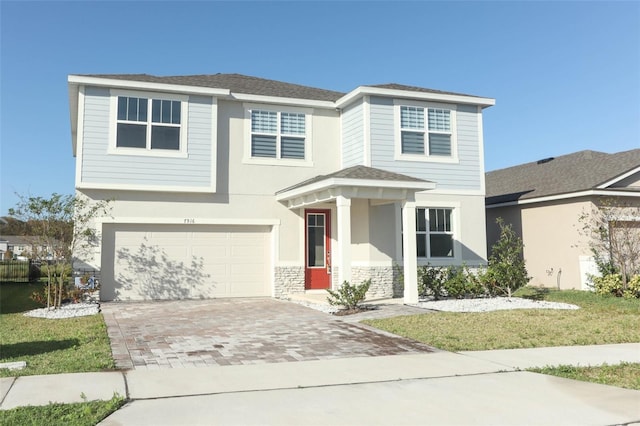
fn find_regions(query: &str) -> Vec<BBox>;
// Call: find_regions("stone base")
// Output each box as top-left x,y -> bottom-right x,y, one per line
274,266 -> 305,298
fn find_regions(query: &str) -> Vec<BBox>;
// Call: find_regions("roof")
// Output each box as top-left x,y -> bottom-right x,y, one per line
277,165 -> 429,194
79,73 -> 346,102
485,149 -> 640,205
368,83 -> 485,99
73,73 -> 493,104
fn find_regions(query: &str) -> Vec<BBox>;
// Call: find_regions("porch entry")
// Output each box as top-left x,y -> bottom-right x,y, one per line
305,209 -> 331,289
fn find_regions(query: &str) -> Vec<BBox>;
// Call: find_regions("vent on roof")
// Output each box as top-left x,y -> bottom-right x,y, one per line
537,157 -> 555,165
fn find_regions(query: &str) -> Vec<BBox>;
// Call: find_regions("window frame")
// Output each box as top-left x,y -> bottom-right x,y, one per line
416,208 -> 455,259
109,89 -> 188,158
243,103 -> 313,167
399,204 -> 460,263
394,100 -> 458,163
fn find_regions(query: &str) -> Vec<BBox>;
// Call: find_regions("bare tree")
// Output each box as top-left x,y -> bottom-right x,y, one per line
8,193 -> 111,308
579,197 -> 640,287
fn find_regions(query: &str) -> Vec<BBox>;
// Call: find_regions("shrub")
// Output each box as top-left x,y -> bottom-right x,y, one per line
486,218 -> 530,297
418,265 -> 446,299
326,280 -> 371,310
593,273 -> 640,299
418,265 -> 487,300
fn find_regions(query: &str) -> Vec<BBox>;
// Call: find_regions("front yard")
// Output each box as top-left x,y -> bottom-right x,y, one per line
364,289 -> 640,352
0,282 -> 115,378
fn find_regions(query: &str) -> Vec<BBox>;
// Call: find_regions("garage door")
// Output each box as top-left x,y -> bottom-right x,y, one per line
101,224 -> 271,301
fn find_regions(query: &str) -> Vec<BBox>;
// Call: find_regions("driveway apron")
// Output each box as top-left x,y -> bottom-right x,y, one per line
101,298 -> 434,370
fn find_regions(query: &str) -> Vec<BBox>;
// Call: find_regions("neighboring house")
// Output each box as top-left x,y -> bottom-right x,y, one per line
67,73 -> 495,302
0,238 -> 8,259
0,235 -> 53,260
485,149 -> 640,290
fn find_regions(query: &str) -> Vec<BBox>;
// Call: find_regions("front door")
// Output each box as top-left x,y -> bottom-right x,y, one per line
305,209 -> 331,289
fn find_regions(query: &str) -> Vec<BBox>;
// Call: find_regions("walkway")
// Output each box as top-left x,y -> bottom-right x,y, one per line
1,344 -> 638,425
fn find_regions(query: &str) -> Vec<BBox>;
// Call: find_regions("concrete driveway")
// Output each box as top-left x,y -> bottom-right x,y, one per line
101,298 -> 435,370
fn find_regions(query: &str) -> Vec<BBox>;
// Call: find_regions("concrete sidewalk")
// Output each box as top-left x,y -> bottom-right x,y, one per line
1,344 -> 639,425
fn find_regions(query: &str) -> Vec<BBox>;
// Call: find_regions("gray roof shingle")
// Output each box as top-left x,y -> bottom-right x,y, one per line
81,73 -> 346,102
368,83 -> 486,99
78,74 -> 490,103
485,149 -> 640,205
277,165 -> 430,194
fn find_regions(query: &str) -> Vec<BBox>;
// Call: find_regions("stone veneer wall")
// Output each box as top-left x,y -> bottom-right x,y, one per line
351,266 -> 399,300
274,266 -> 305,298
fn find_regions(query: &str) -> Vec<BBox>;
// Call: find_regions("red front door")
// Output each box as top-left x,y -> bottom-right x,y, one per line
305,209 -> 331,290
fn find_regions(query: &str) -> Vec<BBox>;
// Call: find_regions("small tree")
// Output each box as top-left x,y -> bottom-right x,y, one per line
8,193 -> 111,308
485,218 -> 530,297
579,198 -> 640,287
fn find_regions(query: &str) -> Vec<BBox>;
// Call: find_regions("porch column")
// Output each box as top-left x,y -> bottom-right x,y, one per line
402,200 -> 418,304
336,195 -> 352,285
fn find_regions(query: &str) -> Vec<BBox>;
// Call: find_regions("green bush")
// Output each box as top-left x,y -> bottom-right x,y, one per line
418,265 -> 446,299
485,218 -> 530,297
418,265 -> 487,300
593,273 -> 640,299
326,279 -> 371,310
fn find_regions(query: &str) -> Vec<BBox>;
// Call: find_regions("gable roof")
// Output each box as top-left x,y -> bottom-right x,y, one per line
485,149 -> 640,206
80,73 -> 345,102
277,165 -> 429,195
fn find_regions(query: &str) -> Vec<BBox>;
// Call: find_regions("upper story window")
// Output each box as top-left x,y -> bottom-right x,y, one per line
251,110 -> 306,159
109,90 -> 188,158
244,103 -> 313,167
395,101 -> 457,163
400,106 -> 452,156
117,96 -> 182,151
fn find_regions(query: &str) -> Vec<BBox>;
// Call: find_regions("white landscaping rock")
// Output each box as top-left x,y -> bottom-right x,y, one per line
23,302 -> 100,319
417,297 -> 579,313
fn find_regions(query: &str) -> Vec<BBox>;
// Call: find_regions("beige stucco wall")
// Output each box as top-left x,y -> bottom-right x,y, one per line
487,197 -> 594,290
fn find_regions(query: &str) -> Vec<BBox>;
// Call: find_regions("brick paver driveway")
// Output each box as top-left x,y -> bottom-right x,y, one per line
101,298 -> 435,370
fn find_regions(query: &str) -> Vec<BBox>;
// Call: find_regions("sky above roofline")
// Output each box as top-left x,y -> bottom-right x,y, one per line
1,1 -> 639,214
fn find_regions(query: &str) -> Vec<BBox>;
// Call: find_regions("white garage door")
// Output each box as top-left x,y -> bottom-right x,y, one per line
101,224 -> 271,300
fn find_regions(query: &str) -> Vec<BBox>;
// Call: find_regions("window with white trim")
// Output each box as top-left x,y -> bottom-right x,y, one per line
400,106 -> 452,156
416,208 -> 454,258
116,96 -> 182,151
250,109 -> 306,159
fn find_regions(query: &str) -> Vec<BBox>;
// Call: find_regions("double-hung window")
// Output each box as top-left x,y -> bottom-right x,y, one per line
250,109 -> 306,160
116,95 -> 182,152
400,105 -> 453,157
416,208 -> 454,258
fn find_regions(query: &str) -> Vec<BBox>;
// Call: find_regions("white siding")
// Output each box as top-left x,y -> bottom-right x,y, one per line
80,87 -> 213,188
369,97 -> 482,191
341,99 -> 364,168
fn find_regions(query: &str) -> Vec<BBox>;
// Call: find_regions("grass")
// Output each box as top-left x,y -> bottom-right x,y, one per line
530,362 -> 640,390
0,282 -> 115,377
364,288 -> 640,352
0,394 -> 125,426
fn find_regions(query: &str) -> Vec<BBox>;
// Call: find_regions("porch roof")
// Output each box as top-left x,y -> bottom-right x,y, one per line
275,165 -> 435,209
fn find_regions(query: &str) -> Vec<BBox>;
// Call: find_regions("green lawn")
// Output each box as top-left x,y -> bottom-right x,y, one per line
530,362 -> 640,390
364,289 -> 640,352
365,289 -> 640,390
0,394 -> 125,426
0,282 -> 115,377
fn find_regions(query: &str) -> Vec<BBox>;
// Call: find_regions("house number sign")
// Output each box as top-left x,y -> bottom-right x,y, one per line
184,218 -> 195,224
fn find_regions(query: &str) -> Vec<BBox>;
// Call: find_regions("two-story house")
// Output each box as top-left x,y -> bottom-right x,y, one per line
68,74 -> 494,303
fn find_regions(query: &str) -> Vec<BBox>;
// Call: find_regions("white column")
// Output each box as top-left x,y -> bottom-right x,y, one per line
336,195 -> 352,286
402,200 -> 418,304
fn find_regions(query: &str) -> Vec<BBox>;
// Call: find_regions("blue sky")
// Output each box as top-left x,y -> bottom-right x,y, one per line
1,1 -> 639,214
